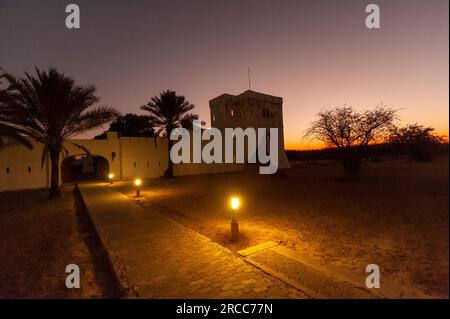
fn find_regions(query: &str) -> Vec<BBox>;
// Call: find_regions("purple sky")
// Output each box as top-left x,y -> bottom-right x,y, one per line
1,0 -> 448,149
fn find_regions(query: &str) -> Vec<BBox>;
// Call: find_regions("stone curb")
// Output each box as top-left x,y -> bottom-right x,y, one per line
76,184 -> 137,298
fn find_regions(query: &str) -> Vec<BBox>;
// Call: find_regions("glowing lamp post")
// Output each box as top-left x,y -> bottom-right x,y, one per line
230,196 -> 240,242
108,173 -> 114,184
134,178 -> 142,197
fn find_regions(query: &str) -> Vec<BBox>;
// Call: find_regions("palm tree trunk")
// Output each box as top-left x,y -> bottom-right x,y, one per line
165,137 -> 174,177
49,148 -> 61,199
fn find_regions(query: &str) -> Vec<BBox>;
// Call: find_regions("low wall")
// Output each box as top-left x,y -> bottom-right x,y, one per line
0,134 -> 247,192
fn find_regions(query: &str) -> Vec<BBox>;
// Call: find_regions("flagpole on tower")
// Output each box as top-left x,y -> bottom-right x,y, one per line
248,66 -> 251,90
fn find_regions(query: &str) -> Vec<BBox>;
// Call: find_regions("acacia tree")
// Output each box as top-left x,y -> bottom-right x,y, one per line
388,124 -> 445,161
141,90 -> 197,177
306,105 -> 396,176
0,67 -> 119,198
388,124 -> 444,144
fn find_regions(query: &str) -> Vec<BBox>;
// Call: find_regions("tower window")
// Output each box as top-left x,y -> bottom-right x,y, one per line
6,167 -> 10,174
230,109 -> 234,117
134,162 -> 136,168
28,166 -> 32,173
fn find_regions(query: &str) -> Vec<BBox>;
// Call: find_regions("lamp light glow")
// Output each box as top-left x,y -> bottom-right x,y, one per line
134,178 -> 142,197
231,197 -> 240,210
108,173 -> 114,184
230,196 -> 240,242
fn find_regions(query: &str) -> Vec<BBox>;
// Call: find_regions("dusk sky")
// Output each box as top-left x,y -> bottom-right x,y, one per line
1,0 -> 448,149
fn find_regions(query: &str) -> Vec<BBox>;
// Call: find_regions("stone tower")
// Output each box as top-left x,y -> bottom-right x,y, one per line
209,90 -> 290,170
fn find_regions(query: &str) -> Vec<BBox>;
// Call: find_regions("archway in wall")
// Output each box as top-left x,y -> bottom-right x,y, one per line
61,154 -> 109,184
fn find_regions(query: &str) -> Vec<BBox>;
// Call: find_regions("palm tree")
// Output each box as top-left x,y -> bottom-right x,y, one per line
0,123 -> 33,150
0,67 -> 119,198
141,90 -> 197,177
0,77 -> 33,150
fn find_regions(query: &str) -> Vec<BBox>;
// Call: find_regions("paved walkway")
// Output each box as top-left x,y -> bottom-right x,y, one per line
78,183 -> 306,298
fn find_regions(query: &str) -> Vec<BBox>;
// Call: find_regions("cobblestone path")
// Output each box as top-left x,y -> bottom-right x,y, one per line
79,183 -> 307,298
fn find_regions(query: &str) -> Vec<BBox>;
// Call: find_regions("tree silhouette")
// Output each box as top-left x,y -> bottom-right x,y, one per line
0,67 -> 119,198
179,113 -> 200,131
388,123 -> 446,161
141,90 -> 197,177
94,113 -> 155,139
0,77 -> 33,150
306,105 -> 396,176
388,124 -> 444,145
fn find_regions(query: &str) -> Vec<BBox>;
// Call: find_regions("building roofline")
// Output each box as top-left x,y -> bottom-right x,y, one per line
209,90 -> 282,107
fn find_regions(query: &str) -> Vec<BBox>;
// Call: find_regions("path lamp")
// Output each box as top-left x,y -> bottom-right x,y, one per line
134,178 -> 142,197
108,173 -> 114,184
230,196 -> 240,242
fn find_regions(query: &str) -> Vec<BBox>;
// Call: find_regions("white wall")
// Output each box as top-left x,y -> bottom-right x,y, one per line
0,139 -> 49,192
0,133 -> 246,192
0,133 -> 171,191
120,136 -> 168,180
0,91 -> 291,192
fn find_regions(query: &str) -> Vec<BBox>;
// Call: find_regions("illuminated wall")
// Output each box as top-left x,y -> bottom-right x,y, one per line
0,90 -> 290,192
209,90 -> 290,169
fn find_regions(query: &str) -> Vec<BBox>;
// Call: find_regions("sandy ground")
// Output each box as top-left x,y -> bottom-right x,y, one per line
114,157 -> 449,298
0,185 -> 120,298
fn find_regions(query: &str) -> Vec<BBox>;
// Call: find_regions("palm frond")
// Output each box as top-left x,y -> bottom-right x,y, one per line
0,122 -> 33,150
68,141 -> 92,158
141,90 -> 197,137
1,67 -> 119,147
1,67 -> 120,197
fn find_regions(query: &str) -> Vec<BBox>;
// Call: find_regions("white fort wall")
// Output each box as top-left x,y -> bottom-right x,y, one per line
172,133 -> 244,176
0,131 -> 245,192
0,139 -> 50,191
0,132 -> 170,192
119,135 -> 168,180
0,91 -> 290,192
209,90 -> 290,170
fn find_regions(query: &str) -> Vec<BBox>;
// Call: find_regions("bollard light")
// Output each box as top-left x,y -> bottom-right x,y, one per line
231,197 -> 240,211
108,173 -> 114,184
230,196 -> 240,242
134,178 -> 142,197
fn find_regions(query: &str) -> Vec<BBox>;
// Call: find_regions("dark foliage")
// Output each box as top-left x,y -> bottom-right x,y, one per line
94,113 -> 155,139
0,67 -> 119,198
305,105 -> 396,176
141,90 -> 197,177
388,124 -> 446,161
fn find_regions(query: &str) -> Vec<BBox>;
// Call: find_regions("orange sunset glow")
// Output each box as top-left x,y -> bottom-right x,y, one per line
0,0 -> 447,150
0,0 -> 448,304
